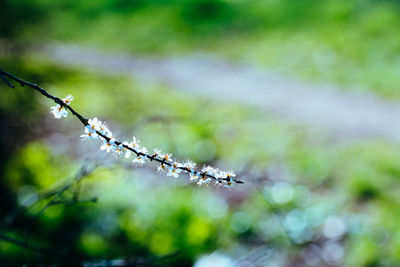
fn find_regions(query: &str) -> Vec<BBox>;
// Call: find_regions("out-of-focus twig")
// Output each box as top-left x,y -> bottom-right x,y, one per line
0,162 -> 101,236
0,233 -> 82,265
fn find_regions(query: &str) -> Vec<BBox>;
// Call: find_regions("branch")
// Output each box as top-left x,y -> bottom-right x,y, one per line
0,69 -> 244,186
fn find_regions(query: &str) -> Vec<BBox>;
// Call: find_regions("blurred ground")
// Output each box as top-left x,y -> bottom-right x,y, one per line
47,44 -> 400,142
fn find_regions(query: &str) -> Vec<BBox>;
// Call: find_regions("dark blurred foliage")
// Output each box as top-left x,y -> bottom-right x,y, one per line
0,0 -> 47,38
2,0 -> 400,39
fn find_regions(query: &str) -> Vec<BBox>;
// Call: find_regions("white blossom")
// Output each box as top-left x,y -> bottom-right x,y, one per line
153,148 -> 162,158
197,174 -> 212,187
167,162 -> 182,178
62,94 -> 74,105
162,153 -> 173,163
157,164 -> 168,175
152,149 -> 171,162
88,117 -> 102,131
202,166 -> 219,176
183,160 -> 196,171
123,136 -> 140,158
97,121 -> 112,138
226,171 -> 236,178
113,143 -> 124,157
50,94 -> 74,119
80,125 -> 98,140
100,138 -> 116,153
190,171 -> 200,182
50,105 -> 68,119
132,147 -> 147,166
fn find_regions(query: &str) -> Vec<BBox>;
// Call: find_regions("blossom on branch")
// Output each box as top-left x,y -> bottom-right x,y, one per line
50,105 -> 68,119
80,126 -> 98,140
189,171 -> 200,182
100,138 -> 116,153
167,162 -> 182,178
224,171 -> 236,189
123,136 -> 140,159
157,164 -> 168,175
88,117 -> 102,132
114,143 -> 124,157
183,160 -> 196,171
50,94 -> 74,119
197,174 -> 212,187
132,147 -> 148,166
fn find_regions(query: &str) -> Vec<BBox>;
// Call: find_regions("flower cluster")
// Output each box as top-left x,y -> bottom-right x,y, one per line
78,115 -> 239,188
50,95 -> 73,119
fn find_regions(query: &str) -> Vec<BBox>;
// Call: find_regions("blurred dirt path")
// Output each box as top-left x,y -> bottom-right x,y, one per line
45,44 -> 400,142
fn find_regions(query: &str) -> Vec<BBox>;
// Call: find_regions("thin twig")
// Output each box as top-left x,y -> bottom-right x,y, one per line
0,72 -> 14,88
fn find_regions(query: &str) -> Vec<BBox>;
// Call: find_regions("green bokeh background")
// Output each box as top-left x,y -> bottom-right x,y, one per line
1,1 -> 400,266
